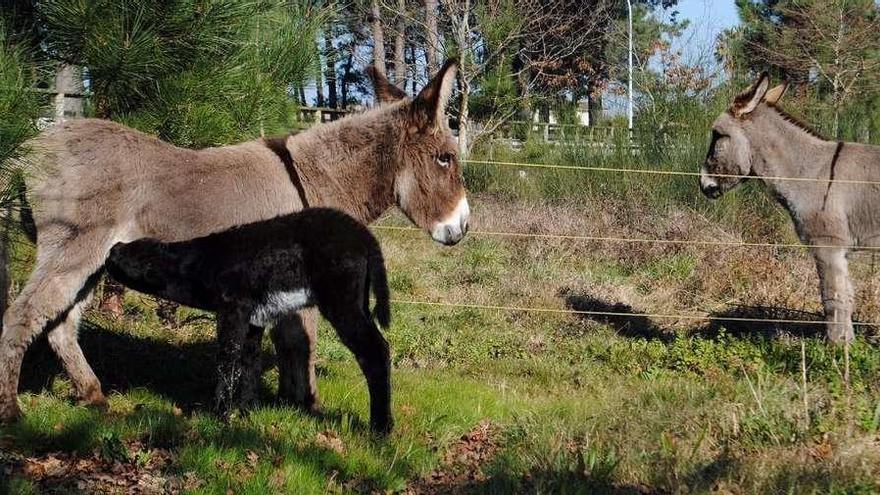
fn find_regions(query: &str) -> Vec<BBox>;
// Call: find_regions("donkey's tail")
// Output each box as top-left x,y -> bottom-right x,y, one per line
368,252 -> 391,329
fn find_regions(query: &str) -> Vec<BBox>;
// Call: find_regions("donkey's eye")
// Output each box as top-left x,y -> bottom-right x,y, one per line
436,153 -> 453,168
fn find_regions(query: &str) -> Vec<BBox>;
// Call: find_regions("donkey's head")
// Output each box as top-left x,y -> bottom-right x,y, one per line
700,72 -> 788,199
370,59 -> 469,246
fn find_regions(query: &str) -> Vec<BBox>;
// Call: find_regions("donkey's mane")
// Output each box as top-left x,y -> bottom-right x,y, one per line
766,103 -> 828,141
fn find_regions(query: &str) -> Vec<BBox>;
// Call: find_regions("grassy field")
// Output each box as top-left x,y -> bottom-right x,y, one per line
2,159 -> 880,493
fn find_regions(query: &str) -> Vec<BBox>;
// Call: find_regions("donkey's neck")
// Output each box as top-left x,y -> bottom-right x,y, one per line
285,104 -> 407,224
746,105 -> 838,201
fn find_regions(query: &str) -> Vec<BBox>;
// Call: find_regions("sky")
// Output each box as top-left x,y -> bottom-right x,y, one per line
675,0 -> 740,50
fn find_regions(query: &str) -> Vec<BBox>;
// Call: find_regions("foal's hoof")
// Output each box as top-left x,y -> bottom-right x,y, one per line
277,394 -> 322,415
370,418 -> 393,438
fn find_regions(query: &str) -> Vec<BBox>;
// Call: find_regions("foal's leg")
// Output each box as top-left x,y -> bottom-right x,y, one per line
324,307 -> 392,435
214,308 -> 251,417
238,325 -> 265,409
270,309 -> 320,411
0,232 -> 112,421
47,294 -> 107,407
812,246 -> 855,343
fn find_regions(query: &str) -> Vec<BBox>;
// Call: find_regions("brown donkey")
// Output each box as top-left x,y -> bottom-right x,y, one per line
0,59 -> 468,422
701,72 -> 880,343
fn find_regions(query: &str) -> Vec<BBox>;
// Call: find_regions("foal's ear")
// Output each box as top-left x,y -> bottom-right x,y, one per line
411,58 -> 459,130
732,71 -> 770,118
764,82 -> 789,105
367,65 -> 408,104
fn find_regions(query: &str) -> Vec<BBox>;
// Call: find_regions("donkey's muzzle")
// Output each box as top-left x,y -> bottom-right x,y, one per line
431,197 -> 470,246
699,173 -> 723,199
701,182 -> 722,199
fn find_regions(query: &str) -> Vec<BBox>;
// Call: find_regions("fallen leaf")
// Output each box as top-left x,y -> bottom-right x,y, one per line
316,430 -> 345,454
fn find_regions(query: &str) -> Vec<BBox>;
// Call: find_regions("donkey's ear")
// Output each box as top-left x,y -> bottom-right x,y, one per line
367,65 -> 407,104
411,58 -> 459,129
764,82 -> 789,105
732,72 -> 770,118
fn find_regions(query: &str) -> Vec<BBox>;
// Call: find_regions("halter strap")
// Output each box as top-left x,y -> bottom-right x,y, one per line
264,135 -> 310,208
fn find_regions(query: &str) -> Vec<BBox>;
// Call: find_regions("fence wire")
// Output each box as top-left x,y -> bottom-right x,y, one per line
390,299 -> 880,327
465,159 -> 880,186
373,225 -> 880,252
376,157 -> 880,329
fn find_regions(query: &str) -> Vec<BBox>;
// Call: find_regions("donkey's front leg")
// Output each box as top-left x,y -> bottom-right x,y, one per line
214,309 -> 251,418
812,247 -> 855,343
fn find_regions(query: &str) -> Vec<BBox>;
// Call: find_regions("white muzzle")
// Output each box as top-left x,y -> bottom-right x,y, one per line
431,197 -> 470,245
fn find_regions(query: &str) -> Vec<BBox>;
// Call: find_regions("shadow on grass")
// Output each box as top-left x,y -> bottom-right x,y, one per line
447,470 -> 666,494
19,320 -> 220,410
559,289 -> 861,342
560,289 -> 672,342
1,400 -> 404,494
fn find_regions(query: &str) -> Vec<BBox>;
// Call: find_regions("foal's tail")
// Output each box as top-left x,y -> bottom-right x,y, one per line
367,252 -> 391,329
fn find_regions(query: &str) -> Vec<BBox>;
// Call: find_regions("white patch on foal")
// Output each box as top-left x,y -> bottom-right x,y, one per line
250,289 -> 313,327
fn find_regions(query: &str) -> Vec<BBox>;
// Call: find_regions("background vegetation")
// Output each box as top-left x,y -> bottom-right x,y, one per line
2,0 -> 880,493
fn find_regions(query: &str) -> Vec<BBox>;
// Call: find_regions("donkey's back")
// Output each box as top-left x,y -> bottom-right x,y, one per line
28,118 -> 302,244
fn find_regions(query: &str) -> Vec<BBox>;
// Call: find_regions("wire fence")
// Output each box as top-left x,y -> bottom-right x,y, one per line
464,159 -> 880,186
374,157 -> 880,330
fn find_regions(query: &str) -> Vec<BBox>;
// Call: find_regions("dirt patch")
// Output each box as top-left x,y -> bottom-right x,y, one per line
406,421 -> 500,494
1,441 -> 200,494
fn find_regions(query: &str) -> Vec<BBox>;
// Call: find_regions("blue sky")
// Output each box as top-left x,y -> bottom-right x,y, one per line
676,0 -> 740,44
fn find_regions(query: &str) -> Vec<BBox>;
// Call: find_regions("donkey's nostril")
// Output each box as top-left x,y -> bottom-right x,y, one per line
702,183 -> 721,199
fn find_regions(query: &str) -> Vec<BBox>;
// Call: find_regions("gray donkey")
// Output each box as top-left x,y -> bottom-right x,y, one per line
700,72 -> 880,343
0,60 -> 467,422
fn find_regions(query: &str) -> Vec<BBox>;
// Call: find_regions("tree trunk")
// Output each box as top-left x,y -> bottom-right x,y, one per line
408,42 -> 418,94
0,214 -> 9,320
316,53 -> 325,108
459,83 -> 470,158
371,0 -> 387,74
341,48 -> 354,108
394,0 -> 406,86
588,80 -> 603,126
424,0 -> 439,75
53,64 -> 84,123
324,28 -> 338,109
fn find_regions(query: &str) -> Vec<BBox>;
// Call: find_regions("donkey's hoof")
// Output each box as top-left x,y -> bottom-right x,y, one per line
0,402 -> 22,424
77,390 -> 108,410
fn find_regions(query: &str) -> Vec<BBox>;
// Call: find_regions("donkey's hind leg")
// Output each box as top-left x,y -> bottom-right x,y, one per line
0,231 -> 114,422
270,309 -> 320,412
323,305 -> 392,435
812,246 -> 855,343
47,292 -> 107,408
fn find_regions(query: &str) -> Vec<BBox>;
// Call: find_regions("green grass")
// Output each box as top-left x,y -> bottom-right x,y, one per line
3,184 -> 880,493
